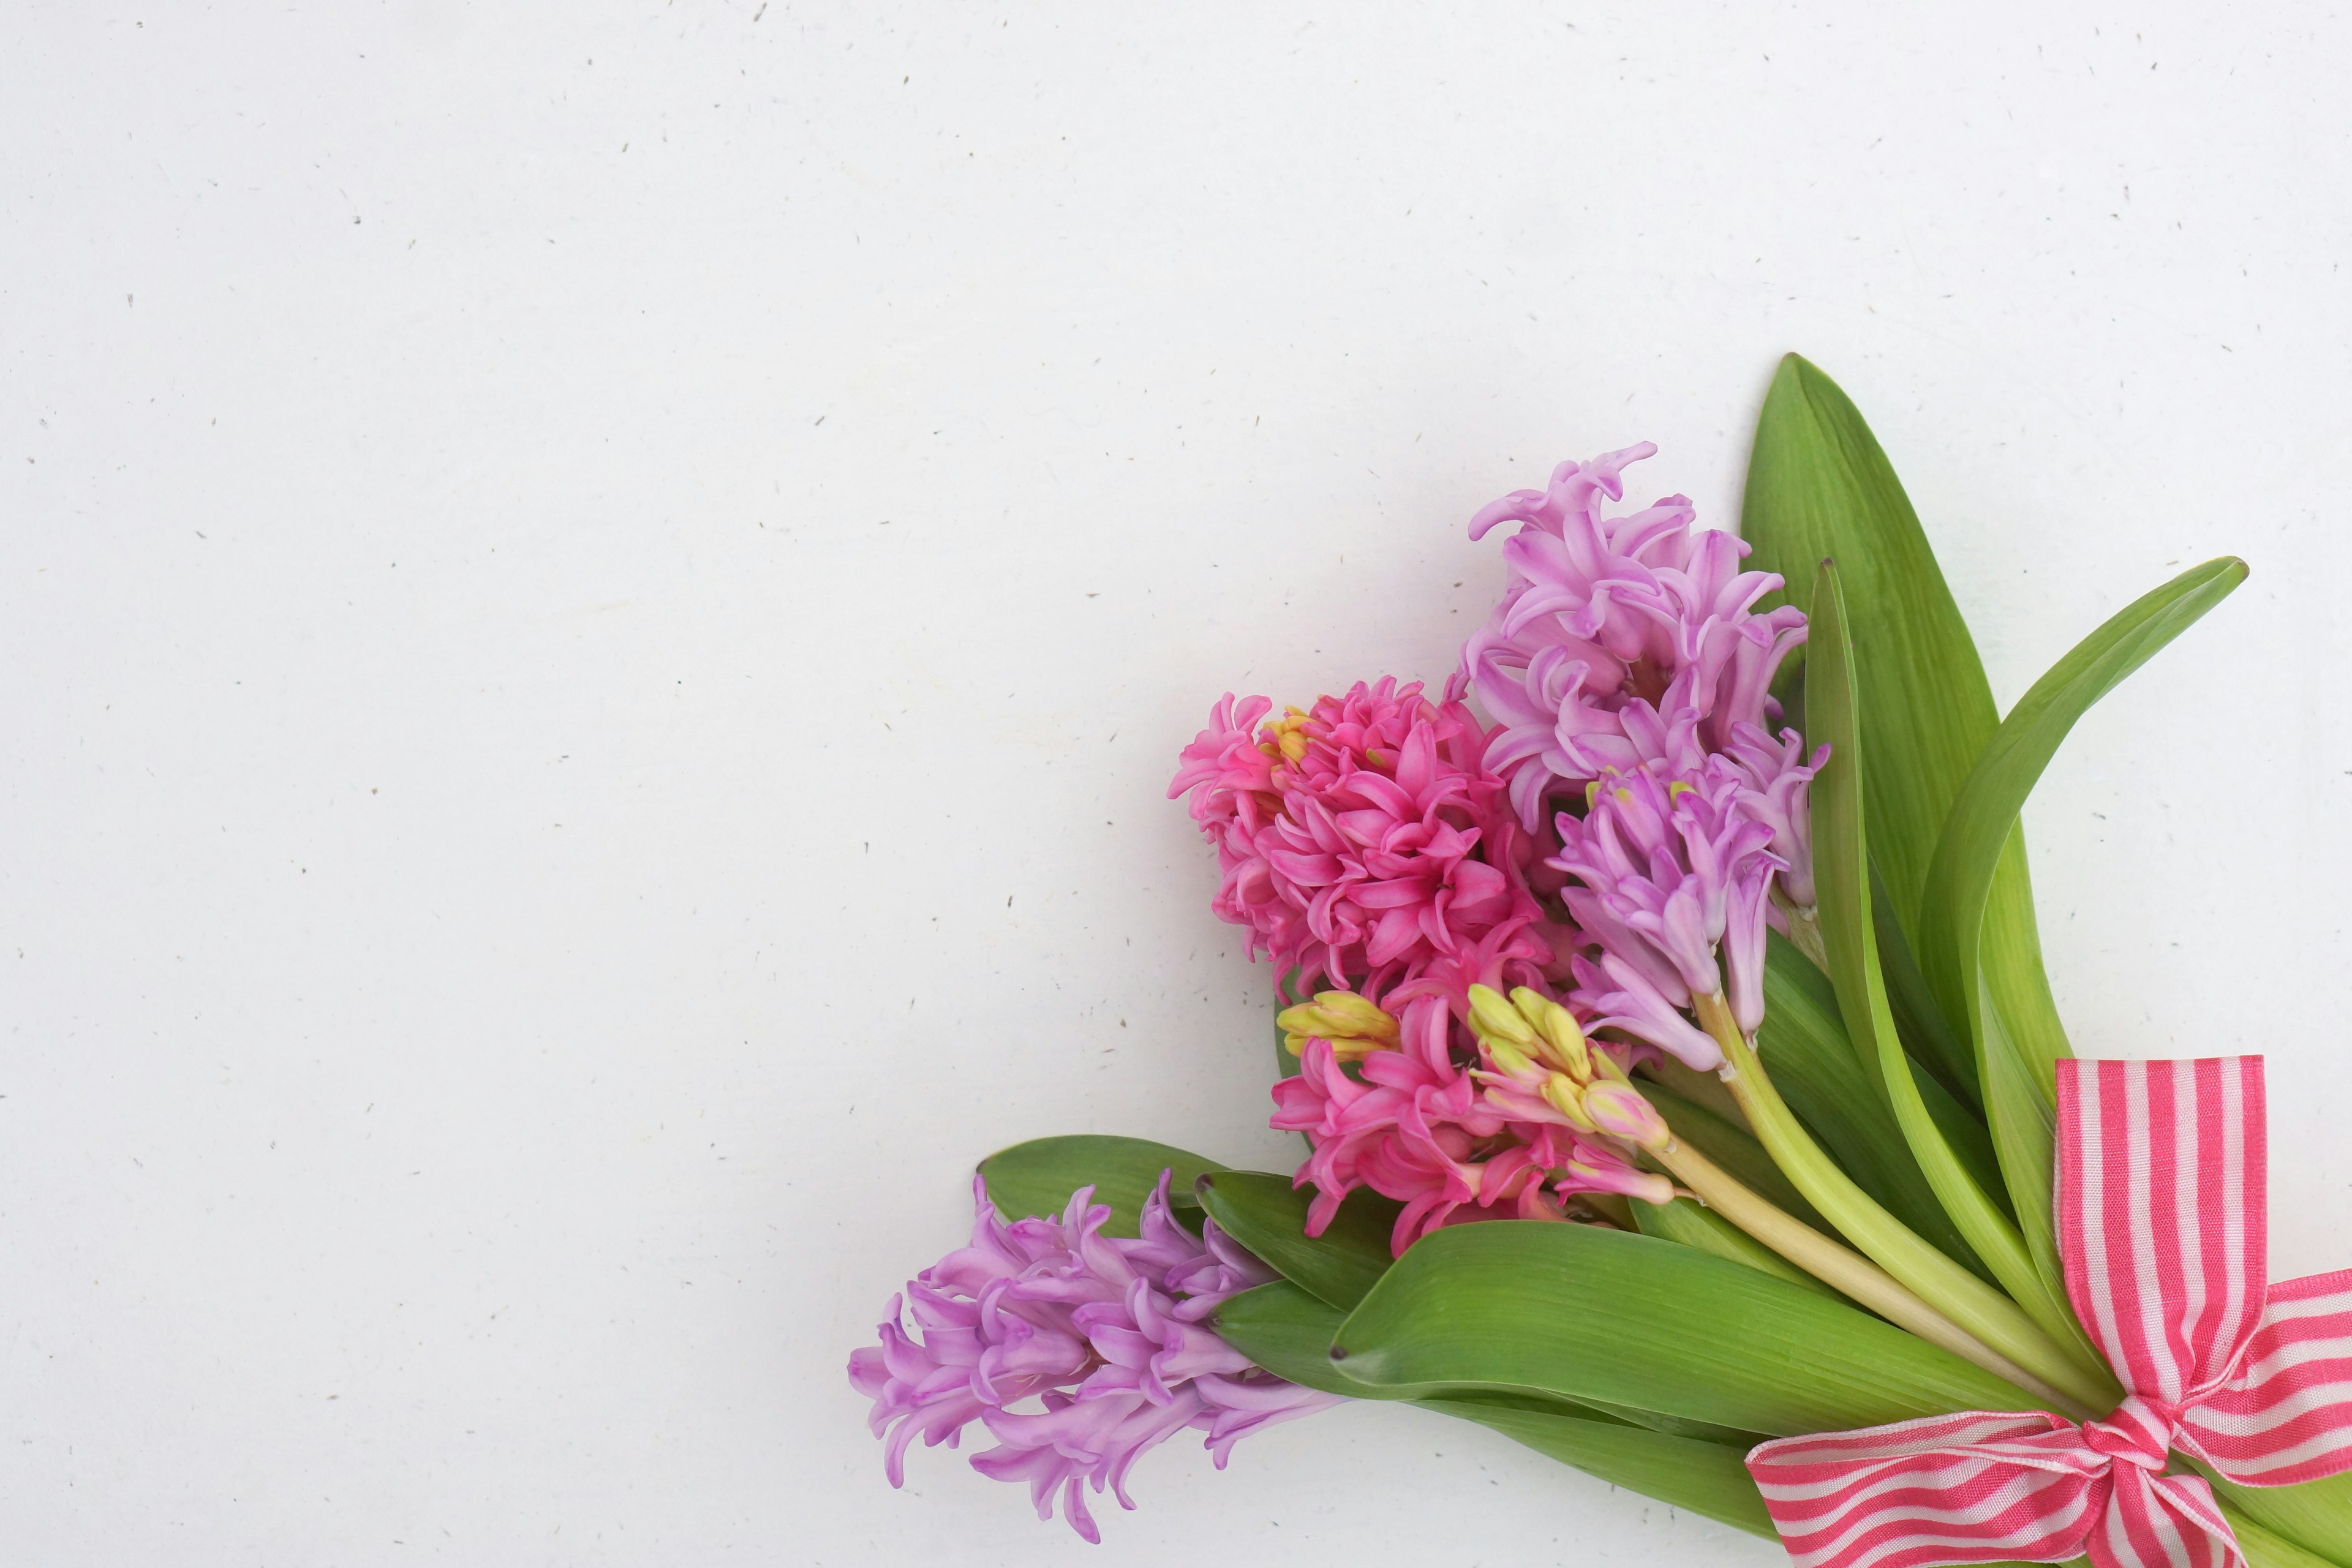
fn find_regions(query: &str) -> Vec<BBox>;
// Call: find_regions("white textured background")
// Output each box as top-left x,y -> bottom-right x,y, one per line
4,3 -> 2349,1564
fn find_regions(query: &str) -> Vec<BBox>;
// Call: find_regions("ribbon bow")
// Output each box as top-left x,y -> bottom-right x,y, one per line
1747,1058 -> 2352,1568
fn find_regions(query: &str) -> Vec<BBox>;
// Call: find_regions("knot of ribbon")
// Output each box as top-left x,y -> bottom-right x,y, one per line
1747,1058 -> 2352,1568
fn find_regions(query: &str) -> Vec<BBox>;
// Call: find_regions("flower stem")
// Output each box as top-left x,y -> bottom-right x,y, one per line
1692,990 -> 2119,1417
1648,1135 -> 2087,1417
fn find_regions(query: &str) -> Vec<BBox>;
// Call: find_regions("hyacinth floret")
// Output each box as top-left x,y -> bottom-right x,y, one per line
1272,982 -> 1670,1255
1551,754 -> 1786,1066
847,1174 -> 1339,1543
1458,443 -> 1809,832
1169,678 -> 1551,1004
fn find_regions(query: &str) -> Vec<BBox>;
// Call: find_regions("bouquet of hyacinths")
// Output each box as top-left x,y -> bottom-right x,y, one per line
848,357 -> 2352,1568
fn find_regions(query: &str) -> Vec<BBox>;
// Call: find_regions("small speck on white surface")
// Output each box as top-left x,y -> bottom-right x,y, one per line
2,3 -> 2348,1565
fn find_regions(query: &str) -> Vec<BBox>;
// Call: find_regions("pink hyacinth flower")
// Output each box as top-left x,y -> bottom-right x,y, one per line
1169,678 -> 1553,1003
848,1174 -> 1340,1543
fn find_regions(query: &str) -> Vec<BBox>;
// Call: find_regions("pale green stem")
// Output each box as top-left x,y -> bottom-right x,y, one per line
1647,1131 -> 2084,1416
1693,990 -> 2119,1417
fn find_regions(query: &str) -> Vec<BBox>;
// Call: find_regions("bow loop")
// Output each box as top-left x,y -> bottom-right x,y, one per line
1747,1057 -> 2352,1568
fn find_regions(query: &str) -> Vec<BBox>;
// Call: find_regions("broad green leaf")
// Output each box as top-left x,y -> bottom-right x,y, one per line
1757,933 -> 1988,1273
1207,1280 -> 1374,1398
2207,1466 -> 2352,1568
1872,859 -> 1979,1107
1915,558 -> 2247,1311
1328,1221 -> 2037,1436
1414,1397 -> 1779,1537
2224,1508 -> 2351,1568
1211,1284 -> 1777,1534
1807,562 -> 2116,1408
1740,353 -> 2002,943
977,1135 -> 1222,1236
1917,556 -> 2248,1076
1642,1082 -> 1823,1228
1633,1196 -> 1839,1297
1193,1170 -> 1398,1311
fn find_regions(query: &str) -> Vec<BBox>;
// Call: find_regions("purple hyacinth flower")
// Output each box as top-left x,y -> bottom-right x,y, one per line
848,1174 -> 1341,1543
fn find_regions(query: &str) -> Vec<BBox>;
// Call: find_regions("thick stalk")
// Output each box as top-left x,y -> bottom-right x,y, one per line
1694,991 -> 2120,1415
1648,1134 -> 2087,1418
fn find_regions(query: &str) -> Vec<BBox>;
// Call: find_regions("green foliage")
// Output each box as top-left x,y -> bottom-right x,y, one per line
1327,1221 -> 2035,1436
976,1136 -> 1223,1236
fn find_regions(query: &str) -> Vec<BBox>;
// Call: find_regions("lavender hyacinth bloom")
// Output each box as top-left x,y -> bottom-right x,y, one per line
1458,443 -> 1808,832
1551,758 -> 1785,1058
848,1174 -> 1340,1544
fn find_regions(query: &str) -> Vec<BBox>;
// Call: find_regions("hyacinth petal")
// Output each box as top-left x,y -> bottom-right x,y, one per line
850,1174 -> 1335,1540
1169,680 -> 1551,1008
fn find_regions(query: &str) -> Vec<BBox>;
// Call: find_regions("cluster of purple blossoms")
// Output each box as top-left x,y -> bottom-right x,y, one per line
1457,444 -> 1828,1066
847,1175 -> 1339,1543
853,437 -> 1833,1545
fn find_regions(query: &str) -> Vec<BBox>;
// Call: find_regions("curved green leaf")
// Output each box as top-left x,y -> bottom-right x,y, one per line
1210,1283 -> 1777,1534
1740,353 -> 2001,945
1632,1196 -> 1839,1298
1414,1397 -> 1778,1537
977,1135 -> 1222,1236
1918,556 -> 2248,1071
1194,1170 -> 1398,1311
1915,557 -> 2248,1309
1807,560 -> 2116,1406
2206,1465 -> 2352,1568
1872,858 -> 1979,1108
1208,1280 -> 1741,1436
1327,1221 -> 2037,1436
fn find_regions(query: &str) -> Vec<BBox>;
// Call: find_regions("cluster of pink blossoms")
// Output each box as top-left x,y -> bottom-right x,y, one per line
849,1175 -> 1338,1542
1170,443 -> 1826,1253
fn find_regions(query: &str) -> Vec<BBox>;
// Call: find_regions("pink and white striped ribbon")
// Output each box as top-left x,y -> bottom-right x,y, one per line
1746,1058 -> 2352,1568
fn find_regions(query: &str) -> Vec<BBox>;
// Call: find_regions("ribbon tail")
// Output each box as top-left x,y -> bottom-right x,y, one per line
1747,1412 -> 2105,1568
2180,1270 -> 2352,1487
2087,1469 -> 2242,1568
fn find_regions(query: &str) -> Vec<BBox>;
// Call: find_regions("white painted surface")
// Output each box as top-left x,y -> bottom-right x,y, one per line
4,3 -> 2348,1562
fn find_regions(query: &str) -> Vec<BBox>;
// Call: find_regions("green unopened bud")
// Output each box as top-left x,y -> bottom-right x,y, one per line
1276,990 -> 1400,1061
1466,984 -> 1539,1049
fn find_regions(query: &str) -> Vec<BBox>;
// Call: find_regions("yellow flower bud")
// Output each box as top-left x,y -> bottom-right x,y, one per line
1276,989 -> 1400,1061
1509,987 -> 1592,1079
1539,1072 -> 1598,1132
1466,984 -> 1538,1049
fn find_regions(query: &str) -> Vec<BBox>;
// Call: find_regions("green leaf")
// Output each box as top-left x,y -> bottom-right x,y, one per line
1757,933 -> 1987,1272
1632,1196 -> 1839,1298
976,1135 -> 1223,1236
1193,1170 -> 1399,1311
1917,556 -> 2248,1077
1414,1397 -> 1779,1537
1207,1280 -> 1373,1398
1213,1281 -> 1760,1445
1740,353 -> 2002,944
1915,557 -> 2247,1312
1807,560 -> 2116,1410
1872,859 -> 1980,1107
1328,1221 -> 2037,1436
1212,1284 -> 1777,1534
2206,1466 -> 2352,1568
1642,1082 -> 1823,1229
